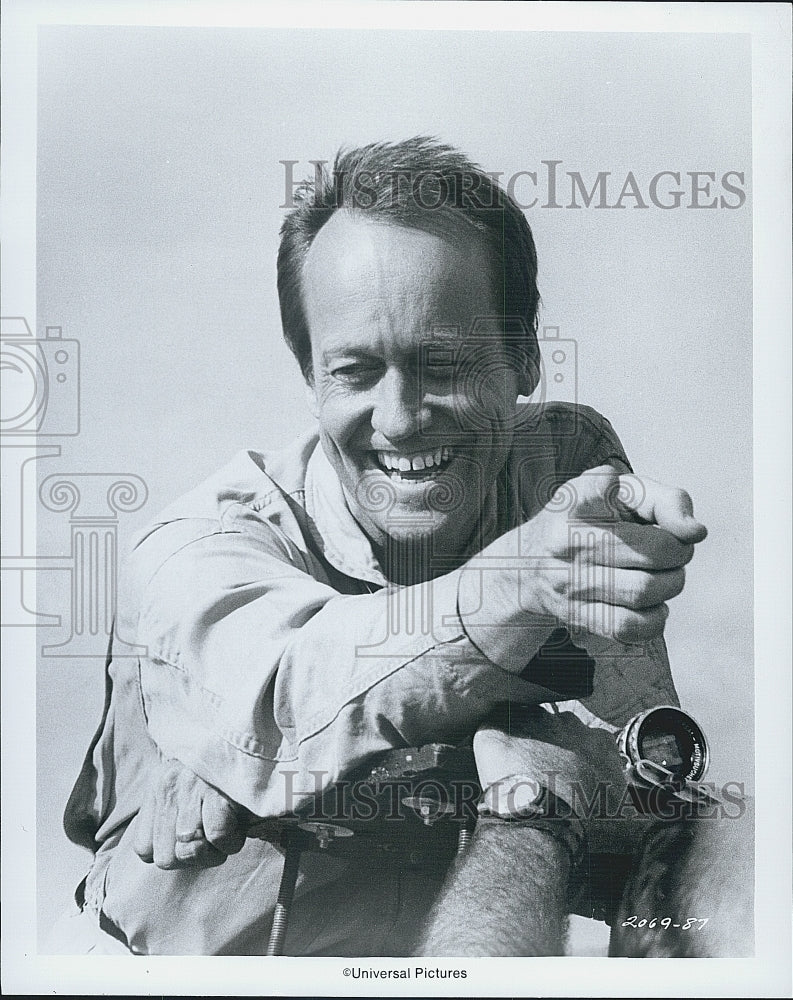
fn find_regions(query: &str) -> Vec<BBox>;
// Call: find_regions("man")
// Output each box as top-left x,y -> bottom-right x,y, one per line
59,138 -> 740,957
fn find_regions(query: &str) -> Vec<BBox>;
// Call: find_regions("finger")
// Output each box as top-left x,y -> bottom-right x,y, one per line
570,601 -> 670,644
202,790 -> 246,856
174,769 -> 209,845
176,825 -> 205,844
569,566 -> 686,609
132,783 -> 158,863
558,465 -> 621,519
569,521 -> 695,570
174,839 -> 227,868
617,476 -> 707,544
174,775 -> 205,844
175,801 -> 205,843
152,765 -> 182,870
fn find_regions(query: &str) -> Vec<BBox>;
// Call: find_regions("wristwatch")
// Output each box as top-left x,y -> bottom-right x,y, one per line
617,705 -> 709,785
477,778 -> 587,867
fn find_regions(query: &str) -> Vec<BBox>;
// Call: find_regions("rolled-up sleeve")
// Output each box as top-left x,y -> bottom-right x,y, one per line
132,511 -> 558,817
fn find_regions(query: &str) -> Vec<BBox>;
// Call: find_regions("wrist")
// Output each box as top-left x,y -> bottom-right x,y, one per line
477,780 -> 587,870
456,563 -> 555,674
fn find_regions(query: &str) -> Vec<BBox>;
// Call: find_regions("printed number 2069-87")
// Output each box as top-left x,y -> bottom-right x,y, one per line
620,916 -> 709,931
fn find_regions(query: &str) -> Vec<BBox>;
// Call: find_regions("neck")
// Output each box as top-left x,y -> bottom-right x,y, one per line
376,533 -> 468,586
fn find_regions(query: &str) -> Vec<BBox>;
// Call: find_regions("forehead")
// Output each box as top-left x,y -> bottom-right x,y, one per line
302,212 -> 498,355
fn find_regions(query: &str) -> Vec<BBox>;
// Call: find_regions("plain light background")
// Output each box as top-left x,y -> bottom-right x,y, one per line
35,26 -> 753,944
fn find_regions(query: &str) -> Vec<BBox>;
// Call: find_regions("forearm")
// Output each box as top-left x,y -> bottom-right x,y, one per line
416,825 -> 572,956
265,569 -> 566,810
135,528 -> 564,816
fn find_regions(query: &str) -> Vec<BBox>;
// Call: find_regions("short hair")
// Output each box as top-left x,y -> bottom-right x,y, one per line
277,137 -> 540,385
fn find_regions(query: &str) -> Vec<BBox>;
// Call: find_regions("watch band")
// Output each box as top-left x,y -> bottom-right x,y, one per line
477,780 -> 587,867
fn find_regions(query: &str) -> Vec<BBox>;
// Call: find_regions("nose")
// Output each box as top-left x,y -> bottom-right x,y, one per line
371,367 -> 431,442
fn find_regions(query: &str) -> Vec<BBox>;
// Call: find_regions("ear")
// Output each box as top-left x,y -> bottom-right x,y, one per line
517,351 -> 540,398
304,380 -> 319,419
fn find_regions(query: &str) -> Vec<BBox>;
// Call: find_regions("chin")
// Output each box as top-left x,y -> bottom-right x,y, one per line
381,517 -> 444,543
382,513 -> 470,558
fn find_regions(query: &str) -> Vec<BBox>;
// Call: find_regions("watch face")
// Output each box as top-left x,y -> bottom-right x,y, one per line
640,731 -> 686,774
635,707 -> 707,782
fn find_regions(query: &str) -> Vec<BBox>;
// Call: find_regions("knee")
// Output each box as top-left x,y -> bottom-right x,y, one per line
611,795 -> 754,957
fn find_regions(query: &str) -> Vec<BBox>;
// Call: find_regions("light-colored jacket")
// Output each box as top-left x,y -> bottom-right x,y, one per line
64,402 -> 677,954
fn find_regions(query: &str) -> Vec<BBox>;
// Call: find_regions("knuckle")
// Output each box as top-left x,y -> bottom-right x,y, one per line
632,582 -> 653,609
644,604 -> 669,637
175,827 -> 202,842
564,475 -> 597,510
670,567 -> 686,597
613,573 -> 647,610
611,609 -> 634,643
655,603 -> 671,632
205,827 -> 227,847
636,569 -> 682,607
656,536 -> 691,569
612,607 -> 663,643
175,842 -> 204,863
203,804 -> 238,841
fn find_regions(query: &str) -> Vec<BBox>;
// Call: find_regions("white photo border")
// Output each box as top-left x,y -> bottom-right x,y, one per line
1,1 -> 790,995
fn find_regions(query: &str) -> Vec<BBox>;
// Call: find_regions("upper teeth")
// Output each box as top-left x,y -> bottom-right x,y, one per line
377,447 -> 451,472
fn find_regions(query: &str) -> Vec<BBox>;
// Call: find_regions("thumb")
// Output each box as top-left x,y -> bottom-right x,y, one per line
619,475 -> 708,543
554,465 -> 622,519
202,788 -> 246,855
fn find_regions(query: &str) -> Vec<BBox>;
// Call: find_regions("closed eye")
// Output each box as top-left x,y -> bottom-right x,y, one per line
329,362 -> 383,387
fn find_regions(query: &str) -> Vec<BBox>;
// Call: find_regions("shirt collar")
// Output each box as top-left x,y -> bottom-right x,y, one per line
304,440 -> 389,587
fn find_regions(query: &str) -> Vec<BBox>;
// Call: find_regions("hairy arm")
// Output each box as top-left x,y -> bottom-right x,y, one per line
415,826 -> 572,957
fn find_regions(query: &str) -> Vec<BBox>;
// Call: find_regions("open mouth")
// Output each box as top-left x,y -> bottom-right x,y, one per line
373,447 -> 455,483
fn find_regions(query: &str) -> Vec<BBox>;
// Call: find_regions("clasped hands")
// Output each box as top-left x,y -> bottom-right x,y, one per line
133,466 -> 707,868
465,464 -> 707,648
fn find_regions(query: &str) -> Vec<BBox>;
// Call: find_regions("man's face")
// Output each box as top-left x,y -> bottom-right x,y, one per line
303,212 -> 522,560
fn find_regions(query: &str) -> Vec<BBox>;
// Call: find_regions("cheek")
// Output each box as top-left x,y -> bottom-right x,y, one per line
446,378 -> 518,434
441,354 -> 520,428
477,362 -> 520,409
316,392 -> 370,451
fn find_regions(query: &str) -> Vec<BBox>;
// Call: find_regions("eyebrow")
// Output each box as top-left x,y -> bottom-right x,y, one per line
320,347 -> 381,366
